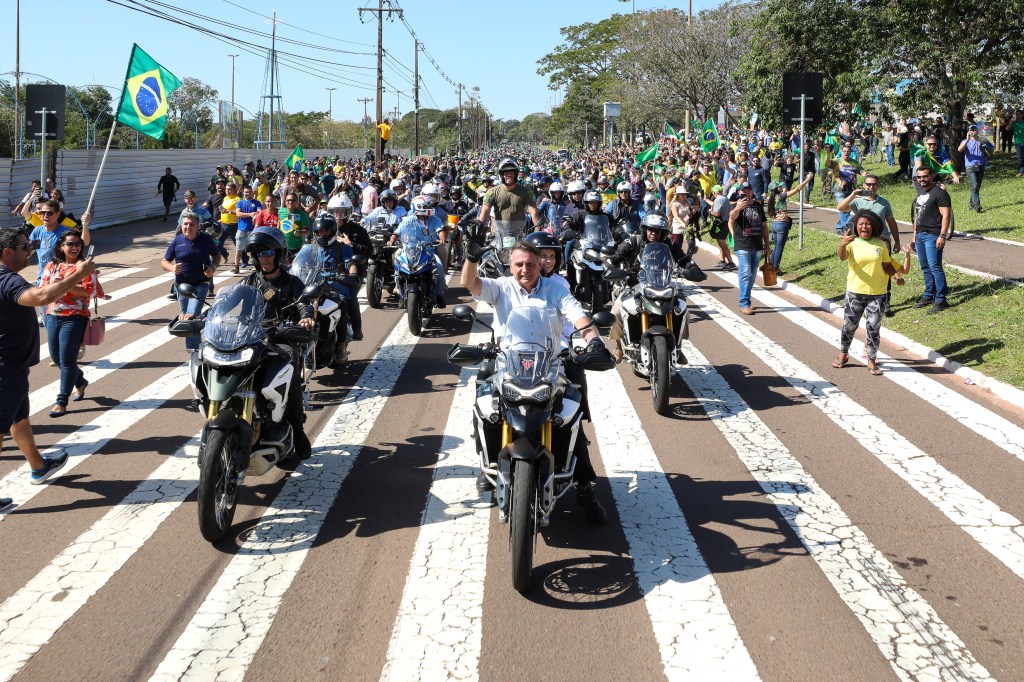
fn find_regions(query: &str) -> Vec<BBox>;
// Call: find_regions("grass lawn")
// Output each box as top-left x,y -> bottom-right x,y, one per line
854,154 -> 1024,243
706,228 -> 1024,390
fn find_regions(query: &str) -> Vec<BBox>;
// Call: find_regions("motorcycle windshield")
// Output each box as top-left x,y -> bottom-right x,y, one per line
493,220 -> 525,265
400,228 -> 430,267
288,244 -> 321,286
582,214 -> 613,249
639,242 -> 675,288
500,303 -> 560,389
201,284 -> 267,351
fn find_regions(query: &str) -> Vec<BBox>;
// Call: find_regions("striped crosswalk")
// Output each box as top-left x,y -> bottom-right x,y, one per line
2,250 -> 1024,681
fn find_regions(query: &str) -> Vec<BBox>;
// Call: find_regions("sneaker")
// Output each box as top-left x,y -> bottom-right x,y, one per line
575,482 -> 606,524
927,301 -> 949,314
912,297 -> 934,308
30,452 -> 69,485
476,471 -> 494,492
725,262 -> 738,271
166,293 -> 177,300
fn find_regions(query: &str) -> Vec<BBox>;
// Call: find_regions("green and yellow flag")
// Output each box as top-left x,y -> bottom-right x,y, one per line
665,123 -> 681,140
634,142 -> 659,165
285,144 -> 305,171
910,143 -> 955,175
824,131 -> 840,154
115,44 -> 181,140
700,119 -> 720,152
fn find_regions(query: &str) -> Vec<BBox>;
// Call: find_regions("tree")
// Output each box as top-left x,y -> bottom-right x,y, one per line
167,77 -> 218,132
537,14 -> 633,92
548,80 -> 602,147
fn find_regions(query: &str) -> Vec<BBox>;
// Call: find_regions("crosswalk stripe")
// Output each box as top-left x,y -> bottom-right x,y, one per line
723,272 -> 1024,463
686,286 -> 1024,586
0,436 -> 201,682
676,339 -> 992,680
381,313 -> 493,682
151,289 -> 442,680
0,365 -> 191,517
586,365 -> 761,679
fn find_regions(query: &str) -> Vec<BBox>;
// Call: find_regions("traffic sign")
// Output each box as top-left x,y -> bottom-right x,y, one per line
782,73 -> 823,126
25,84 -> 66,141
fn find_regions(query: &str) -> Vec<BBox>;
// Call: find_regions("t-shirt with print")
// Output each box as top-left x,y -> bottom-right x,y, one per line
253,207 -> 280,229
0,266 -> 40,370
828,157 -> 862,194
278,207 -> 310,251
731,201 -> 766,252
845,237 -> 892,296
913,184 -> 951,233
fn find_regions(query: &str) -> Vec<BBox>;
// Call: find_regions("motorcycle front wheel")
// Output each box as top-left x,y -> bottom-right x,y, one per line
197,426 -> 240,543
650,335 -> 671,415
510,458 -> 537,593
366,263 -> 384,308
407,290 -> 423,336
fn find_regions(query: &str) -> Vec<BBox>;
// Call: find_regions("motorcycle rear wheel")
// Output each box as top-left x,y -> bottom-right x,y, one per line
198,427 -> 240,543
367,263 -> 384,309
407,290 -> 423,336
510,458 -> 537,593
650,335 -> 671,415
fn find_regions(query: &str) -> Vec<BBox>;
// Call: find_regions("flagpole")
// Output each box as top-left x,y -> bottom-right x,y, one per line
86,118 -> 118,216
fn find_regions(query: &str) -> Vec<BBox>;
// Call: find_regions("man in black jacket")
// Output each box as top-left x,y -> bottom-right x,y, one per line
328,199 -> 372,340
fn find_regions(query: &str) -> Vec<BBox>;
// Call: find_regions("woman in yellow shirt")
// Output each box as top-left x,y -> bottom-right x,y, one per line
833,210 -> 911,375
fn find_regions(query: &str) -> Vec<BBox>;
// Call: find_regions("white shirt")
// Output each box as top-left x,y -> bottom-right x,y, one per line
475,273 -> 586,341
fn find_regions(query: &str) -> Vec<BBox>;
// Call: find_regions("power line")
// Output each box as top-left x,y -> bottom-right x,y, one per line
218,0 -> 376,49
394,8 -> 459,90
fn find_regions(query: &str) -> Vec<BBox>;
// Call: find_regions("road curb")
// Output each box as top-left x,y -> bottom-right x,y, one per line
694,240 -> 1024,407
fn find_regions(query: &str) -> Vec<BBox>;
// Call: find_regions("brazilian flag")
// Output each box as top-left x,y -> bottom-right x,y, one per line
665,123 -> 681,140
700,119 -> 720,152
285,144 -> 305,171
115,44 -> 181,141
910,143 -> 955,175
634,142 -> 659,165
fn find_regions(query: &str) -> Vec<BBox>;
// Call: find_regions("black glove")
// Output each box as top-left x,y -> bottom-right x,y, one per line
586,338 -> 606,353
465,241 -> 486,264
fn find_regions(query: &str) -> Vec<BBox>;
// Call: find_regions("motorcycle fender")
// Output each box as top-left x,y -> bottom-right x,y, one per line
189,351 -> 204,400
406,281 -> 422,294
261,357 -> 293,423
554,397 -> 581,425
499,436 -> 546,463
319,297 -> 340,317
206,366 -> 253,403
201,409 -> 254,471
640,326 -> 673,353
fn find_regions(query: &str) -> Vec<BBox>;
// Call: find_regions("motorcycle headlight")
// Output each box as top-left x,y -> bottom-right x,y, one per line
642,286 -> 674,301
503,382 -> 552,404
202,346 -> 255,367
584,248 -> 600,260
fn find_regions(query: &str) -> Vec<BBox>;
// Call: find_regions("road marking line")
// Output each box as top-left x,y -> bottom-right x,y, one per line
151,285 -> 446,681
0,365 -> 191,517
0,436 -> 201,682
586,366 -> 761,679
719,272 -> 1024,463
676,339 -> 991,680
686,286 -> 1024,585
381,314 -> 493,682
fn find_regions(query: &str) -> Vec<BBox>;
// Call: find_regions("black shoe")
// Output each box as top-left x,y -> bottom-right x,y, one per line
475,471 -> 493,492
927,301 -> 949,314
0,497 -> 12,512
575,482 -> 606,524
351,329 -> 363,341
293,432 -> 313,460
436,296 -> 447,309
166,293 -> 177,300
913,297 -> 934,308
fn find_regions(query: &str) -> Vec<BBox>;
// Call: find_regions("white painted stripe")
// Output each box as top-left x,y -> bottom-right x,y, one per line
381,313 -> 493,682
0,435 -> 201,682
151,294 -> 438,680
0,365 -> 191,516
727,272 -> 1024,463
586,365 -> 761,679
88,266 -> 146,286
686,286 -> 1024,583
676,339 -> 991,680
30,273 -> 236,417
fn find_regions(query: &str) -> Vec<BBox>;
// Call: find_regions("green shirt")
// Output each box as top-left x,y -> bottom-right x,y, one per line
1013,121 -> 1024,145
278,207 -> 310,250
848,195 -> 894,240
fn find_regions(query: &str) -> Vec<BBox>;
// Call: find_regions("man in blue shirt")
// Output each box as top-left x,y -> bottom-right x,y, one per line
234,185 -> 263,271
160,212 -> 222,352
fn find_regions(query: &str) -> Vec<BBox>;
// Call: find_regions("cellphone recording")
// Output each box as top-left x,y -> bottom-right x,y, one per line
86,245 -> 95,259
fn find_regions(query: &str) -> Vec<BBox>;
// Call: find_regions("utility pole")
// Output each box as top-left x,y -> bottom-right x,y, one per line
269,11 -> 277,148
684,0 -> 693,140
14,0 -> 21,159
228,54 -> 238,111
359,0 -> 402,164
413,40 -> 420,158
358,97 -> 372,150
326,87 -> 335,121
456,84 -> 463,153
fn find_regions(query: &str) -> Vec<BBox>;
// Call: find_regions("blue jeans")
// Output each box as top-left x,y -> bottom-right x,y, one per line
915,232 -> 948,304
885,144 -> 895,166
966,166 -> 985,209
735,249 -> 764,309
176,282 -> 210,351
43,314 -> 88,406
834,191 -> 850,233
1017,143 -> 1024,174
770,220 -> 790,269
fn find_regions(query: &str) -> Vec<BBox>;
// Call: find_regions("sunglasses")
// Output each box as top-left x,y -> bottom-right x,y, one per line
255,249 -> 276,258
11,241 -> 36,251
64,241 -> 83,247
863,183 -> 878,187
37,210 -> 55,216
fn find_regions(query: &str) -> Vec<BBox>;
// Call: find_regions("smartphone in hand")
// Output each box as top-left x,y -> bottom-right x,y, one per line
86,245 -> 95,259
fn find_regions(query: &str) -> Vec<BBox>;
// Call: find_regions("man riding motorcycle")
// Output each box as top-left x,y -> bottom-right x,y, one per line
310,214 -> 361,347
561,189 -> 607,292
240,227 -> 315,459
326,195 -> 372,340
606,180 -> 642,236
389,195 -> 448,309
477,158 -> 542,233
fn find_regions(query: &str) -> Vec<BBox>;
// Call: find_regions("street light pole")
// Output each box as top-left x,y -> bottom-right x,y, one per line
326,87 -> 335,121
228,54 -> 238,111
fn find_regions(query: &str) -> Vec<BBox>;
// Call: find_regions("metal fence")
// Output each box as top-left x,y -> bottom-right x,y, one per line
0,147 -> 410,229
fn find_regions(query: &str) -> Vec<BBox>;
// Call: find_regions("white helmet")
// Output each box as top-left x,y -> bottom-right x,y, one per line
421,182 -> 439,199
616,181 -> 632,193
549,181 -> 564,194
389,178 -> 404,191
566,179 -> 586,194
327,194 -> 353,211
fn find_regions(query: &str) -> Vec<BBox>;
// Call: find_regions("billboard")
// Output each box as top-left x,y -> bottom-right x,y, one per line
219,101 -> 243,148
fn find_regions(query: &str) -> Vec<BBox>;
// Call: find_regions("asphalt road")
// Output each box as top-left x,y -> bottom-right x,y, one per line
2,218 -> 1024,681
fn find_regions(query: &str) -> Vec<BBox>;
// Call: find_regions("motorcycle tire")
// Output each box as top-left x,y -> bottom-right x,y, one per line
407,290 -> 423,336
197,426 -> 240,543
366,263 -> 384,309
650,335 -> 671,415
510,458 -> 537,593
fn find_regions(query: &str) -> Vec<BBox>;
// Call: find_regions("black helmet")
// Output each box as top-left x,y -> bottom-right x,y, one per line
524,230 -> 562,271
246,226 -> 287,269
498,157 -> 520,176
313,213 -> 338,248
640,211 -> 670,240
450,184 -> 463,199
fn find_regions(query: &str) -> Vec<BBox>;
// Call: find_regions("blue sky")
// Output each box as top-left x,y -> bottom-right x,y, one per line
2,0 -> 718,123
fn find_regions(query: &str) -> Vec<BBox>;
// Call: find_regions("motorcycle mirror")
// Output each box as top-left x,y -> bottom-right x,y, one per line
299,284 -> 321,302
349,254 -> 368,266
603,268 -> 628,282
451,304 -> 476,322
591,311 -> 615,328
176,282 -> 198,299
600,245 -> 617,257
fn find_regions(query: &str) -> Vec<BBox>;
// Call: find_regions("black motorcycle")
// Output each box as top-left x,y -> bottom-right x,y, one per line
364,216 -> 399,309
